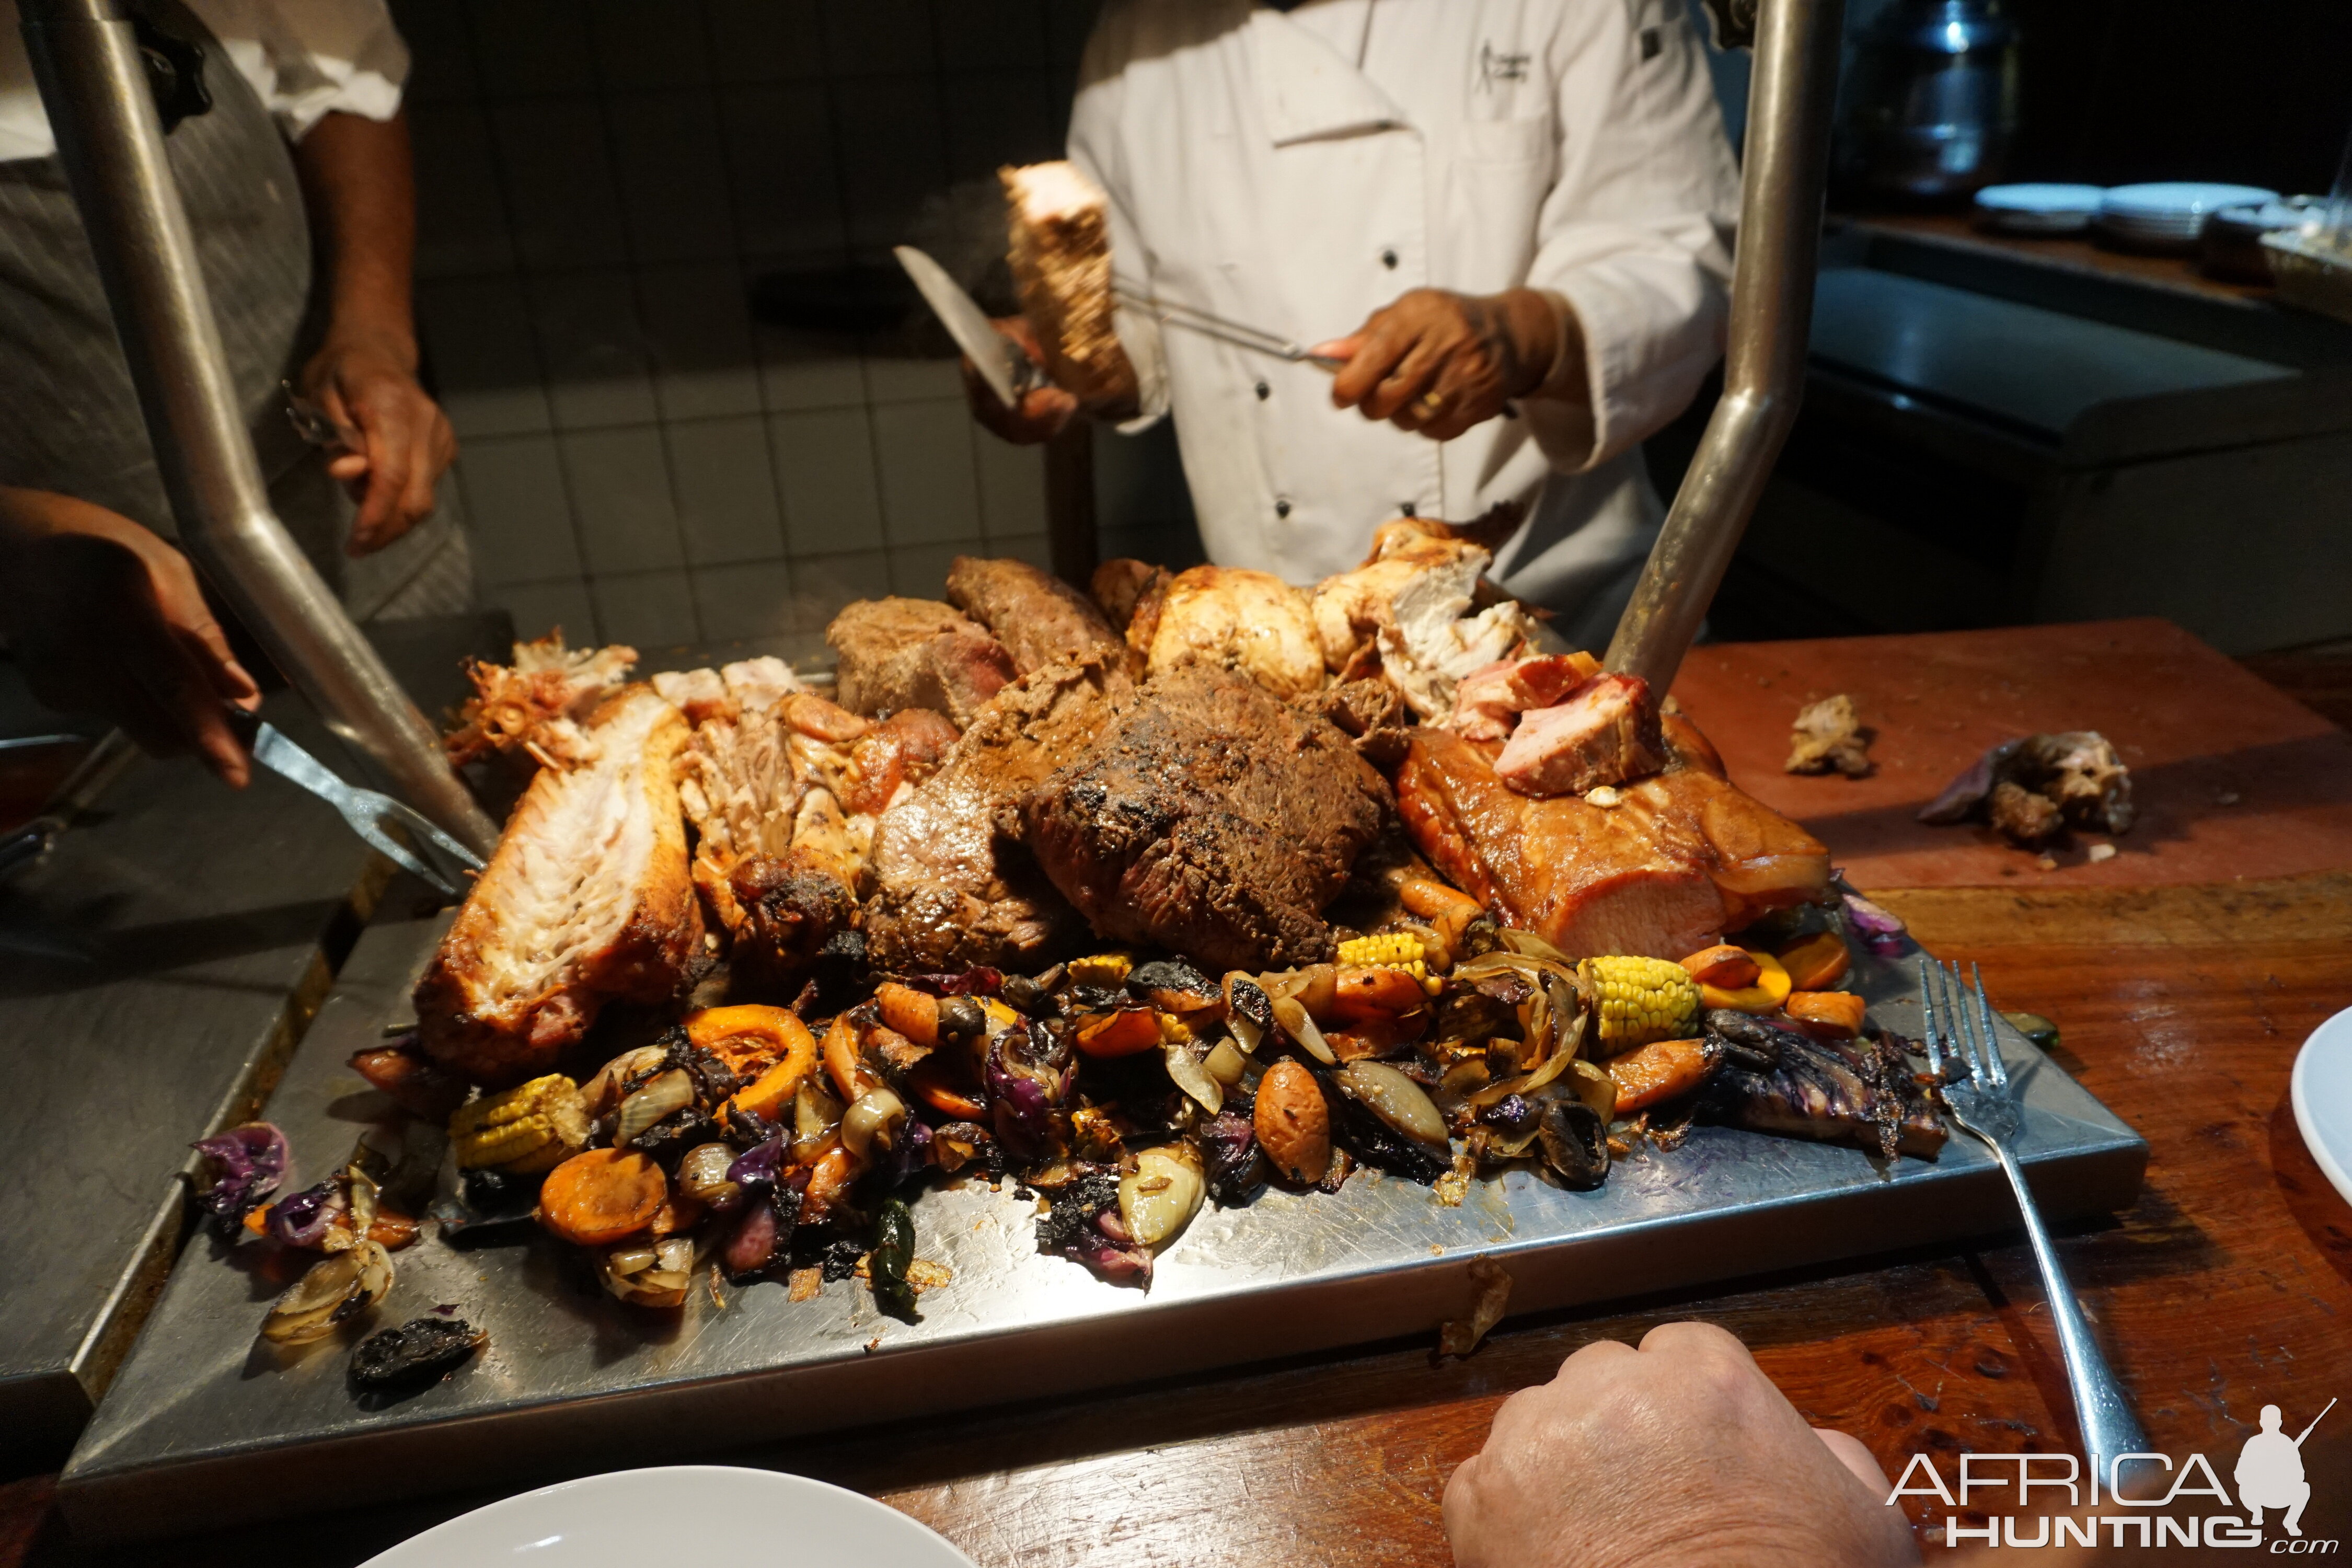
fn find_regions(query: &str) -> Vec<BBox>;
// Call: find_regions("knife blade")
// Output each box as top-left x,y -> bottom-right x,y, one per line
894,245 -> 1037,409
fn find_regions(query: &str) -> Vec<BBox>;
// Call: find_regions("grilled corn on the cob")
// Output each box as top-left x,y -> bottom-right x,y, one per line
1337,932 -> 1426,972
1579,956 -> 1701,1053
449,1075 -> 591,1172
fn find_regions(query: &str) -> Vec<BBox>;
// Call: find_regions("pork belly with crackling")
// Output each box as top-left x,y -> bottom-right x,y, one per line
415,688 -> 704,1086
1393,717 -> 1831,961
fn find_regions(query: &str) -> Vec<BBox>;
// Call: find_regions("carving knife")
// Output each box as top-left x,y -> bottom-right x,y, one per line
894,245 -> 1040,409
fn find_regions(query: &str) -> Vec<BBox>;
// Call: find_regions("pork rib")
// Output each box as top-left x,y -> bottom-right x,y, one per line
1393,726 -> 1831,960
415,689 -> 704,1085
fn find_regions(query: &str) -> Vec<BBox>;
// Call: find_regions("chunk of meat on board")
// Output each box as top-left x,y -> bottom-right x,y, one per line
1492,673 -> 1667,797
1021,666 -> 1392,973
1141,565 -> 1326,700
944,555 -> 1128,677
826,597 -> 1016,728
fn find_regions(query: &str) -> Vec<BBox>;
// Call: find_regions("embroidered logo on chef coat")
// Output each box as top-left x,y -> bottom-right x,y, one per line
1478,42 -> 1531,88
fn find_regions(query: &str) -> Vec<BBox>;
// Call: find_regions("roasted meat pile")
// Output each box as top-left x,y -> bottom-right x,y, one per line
826,597 -> 1013,728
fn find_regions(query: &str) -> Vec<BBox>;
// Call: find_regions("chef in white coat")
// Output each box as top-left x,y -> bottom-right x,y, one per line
973,0 -> 1739,651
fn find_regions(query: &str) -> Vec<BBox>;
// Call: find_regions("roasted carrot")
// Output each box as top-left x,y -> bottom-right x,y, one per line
724,1015 -> 822,1125
1075,1008 -> 1162,1058
1785,990 -> 1867,1039
537,1149 -> 667,1247
822,1012 -> 873,1102
1777,931 -> 1852,993
1677,943 -> 1760,989
908,1056 -> 987,1120
686,1004 -> 812,1079
1605,1037 -> 1710,1114
874,983 -> 939,1049
1330,965 -> 1431,1026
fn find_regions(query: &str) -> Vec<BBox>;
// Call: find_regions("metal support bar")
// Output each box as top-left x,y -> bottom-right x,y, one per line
19,0 -> 498,856
1604,0 -> 1845,693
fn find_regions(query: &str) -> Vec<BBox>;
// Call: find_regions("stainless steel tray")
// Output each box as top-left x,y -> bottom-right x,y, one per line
60,911 -> 2146,1544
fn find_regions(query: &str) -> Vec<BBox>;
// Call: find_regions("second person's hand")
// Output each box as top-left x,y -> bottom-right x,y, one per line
298,333 -> 458,557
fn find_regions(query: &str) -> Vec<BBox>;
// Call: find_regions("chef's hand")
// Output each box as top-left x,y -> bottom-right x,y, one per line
0,487 -> 260,786
963,316 -> 1078,445
297,333 -> 458,557
1315,287 -> 1569,442
1443,1322 -> 1919,1568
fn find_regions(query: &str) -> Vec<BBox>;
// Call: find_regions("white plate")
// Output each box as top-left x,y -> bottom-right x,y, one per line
1977,182 -> 2106,216
359,1466 -> 978,1567
2101,181 -> 2279,222
2291,1005 -> 2352,1209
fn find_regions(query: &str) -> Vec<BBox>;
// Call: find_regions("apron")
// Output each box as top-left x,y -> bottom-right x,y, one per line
0,0 -> 467,620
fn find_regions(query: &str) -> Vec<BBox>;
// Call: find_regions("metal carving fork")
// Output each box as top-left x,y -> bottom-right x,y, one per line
1919,958 -> 2149,1478
240,716 -> 484,898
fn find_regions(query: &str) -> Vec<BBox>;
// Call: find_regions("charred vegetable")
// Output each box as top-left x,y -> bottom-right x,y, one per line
189,1123 -> 288,1232
870,1197 -> 919,1321
349,1317 -> 486,1391
262,1241 -> 394,1345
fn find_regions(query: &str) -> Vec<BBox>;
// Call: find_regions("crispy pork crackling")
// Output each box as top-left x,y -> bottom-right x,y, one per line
415,688 -> 704,1086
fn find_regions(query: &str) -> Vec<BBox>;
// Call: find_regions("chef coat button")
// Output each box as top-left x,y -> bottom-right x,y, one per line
1381,247 -> 1399,269
1275,497 -> 1293,519
1255,379 -> 1270,400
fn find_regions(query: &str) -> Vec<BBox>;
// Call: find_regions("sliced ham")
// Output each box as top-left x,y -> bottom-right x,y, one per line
1445,653 -> 1601,743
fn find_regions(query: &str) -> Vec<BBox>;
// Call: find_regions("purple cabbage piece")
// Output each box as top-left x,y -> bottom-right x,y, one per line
1917,738 -> 2022,825
1197,1112 -> 1259,1205
984,1025 -> 1073,1162
722,1199 -> 780,1277
726,1134 -> 784,1193
909,967 -> 1004,997
879,1116 -> 933,1190
265,1179 -> 345,1248
1841,888 -> 1907,955
190,1122 -> 288,1224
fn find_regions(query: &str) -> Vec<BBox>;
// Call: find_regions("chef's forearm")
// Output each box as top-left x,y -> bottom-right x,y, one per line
293,109 -> 420,368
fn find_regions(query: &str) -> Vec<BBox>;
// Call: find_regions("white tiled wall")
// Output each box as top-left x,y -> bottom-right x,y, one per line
396,0 -> 1105,652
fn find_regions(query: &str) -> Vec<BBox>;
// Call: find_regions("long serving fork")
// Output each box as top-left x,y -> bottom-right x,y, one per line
1919,958 -> 2149,1479
241,718 -> 484,899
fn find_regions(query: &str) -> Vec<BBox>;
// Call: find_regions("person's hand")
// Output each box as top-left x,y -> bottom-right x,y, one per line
1313,286 -> 1564,442
963,316 -> 1079,445
0,487 -> 260,785
297,333 -> 458,557
1443,1321 -> 1920,1568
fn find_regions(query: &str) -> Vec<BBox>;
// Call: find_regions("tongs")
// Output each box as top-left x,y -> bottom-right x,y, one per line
234,712 -> 484,898
1112,280 -> 1347,370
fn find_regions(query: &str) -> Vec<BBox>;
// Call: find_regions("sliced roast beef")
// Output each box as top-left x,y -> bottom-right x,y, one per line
826,597 -> 1016,728
944,555 -> 1126,676
1021,666 -> 1392,973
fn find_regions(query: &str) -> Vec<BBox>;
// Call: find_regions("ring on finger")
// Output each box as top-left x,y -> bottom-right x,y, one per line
1417,389 -> 1446,416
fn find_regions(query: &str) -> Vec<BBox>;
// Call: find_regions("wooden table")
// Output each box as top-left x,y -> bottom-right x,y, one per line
6,620 -> 2350,1565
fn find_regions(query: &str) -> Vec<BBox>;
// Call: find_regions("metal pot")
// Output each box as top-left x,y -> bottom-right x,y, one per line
1836,0 -> 2019,202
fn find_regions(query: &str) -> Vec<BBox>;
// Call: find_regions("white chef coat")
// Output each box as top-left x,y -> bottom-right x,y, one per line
0,0 -> 406,163
1070,0 -> 1739,649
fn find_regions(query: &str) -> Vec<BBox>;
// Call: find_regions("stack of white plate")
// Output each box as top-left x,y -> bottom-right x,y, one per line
1974,183 -> 2107,235
2096,182 -> 2279,251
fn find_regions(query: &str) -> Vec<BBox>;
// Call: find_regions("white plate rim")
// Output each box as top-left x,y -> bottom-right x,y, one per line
2290,1005 -> 2352,1209
358,1465 -> 978,1567
1975,182 -> 2107,214
2100,181 -> 2279,218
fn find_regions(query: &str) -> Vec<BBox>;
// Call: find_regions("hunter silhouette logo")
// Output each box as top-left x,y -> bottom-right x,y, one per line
2239,1399 -> 2333,1538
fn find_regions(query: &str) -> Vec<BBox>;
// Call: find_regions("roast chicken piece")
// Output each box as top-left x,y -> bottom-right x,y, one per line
944,555 -> 1128,677
1393,724 -> 1832,961
826,596 -> 1016,728
1136,564 -> 1325,699
415,689 -> 704,1086
1310,518 -> 1494,677
1002,160 -> 1136,408
445,633 -> 636,768
1493,672 -> 1667,797
1022,666 -> 1393,973
863,659 -> 1122,971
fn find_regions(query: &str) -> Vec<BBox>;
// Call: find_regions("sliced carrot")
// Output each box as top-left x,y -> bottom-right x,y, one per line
1678,943 -> 1760,989
1605,1037 -> 1710,1114
686,1004 -> 812,1079
1776,931 -> 1851,993
1703,951 -> 1793,1013
537,1149 -> 667,1247
1330,966 -> 1431,1025
908,1057 -> 987,1120
1785,990 -> 1867,1039
822,1012 -> 872,1102
367,1210 -> 420,1250
1075,1008 -> 1162,1058
646,1191 -> 706,1238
